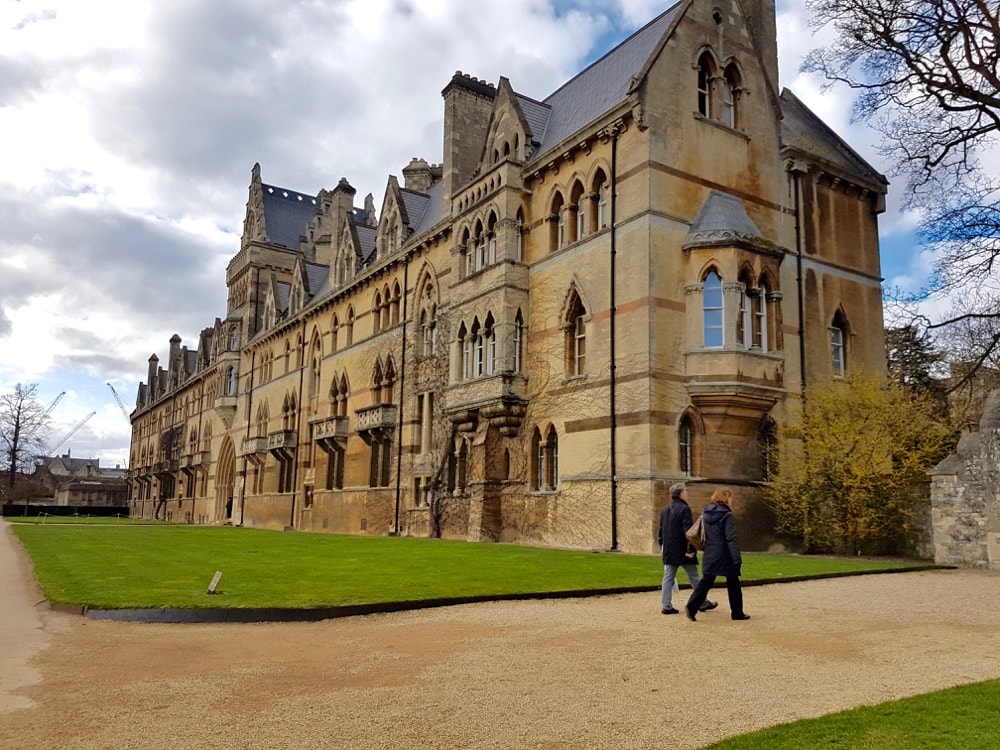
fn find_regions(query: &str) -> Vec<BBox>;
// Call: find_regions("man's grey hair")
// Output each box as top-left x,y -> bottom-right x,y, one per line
669,482 -> 686,500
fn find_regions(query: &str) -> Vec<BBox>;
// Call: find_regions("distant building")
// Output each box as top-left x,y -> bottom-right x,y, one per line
127,0 -> 888,551
32,452 -> 128,509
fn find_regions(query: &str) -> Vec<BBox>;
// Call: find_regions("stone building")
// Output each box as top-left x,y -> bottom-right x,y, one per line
127,0 -> 888,552
32,453 -> 128,509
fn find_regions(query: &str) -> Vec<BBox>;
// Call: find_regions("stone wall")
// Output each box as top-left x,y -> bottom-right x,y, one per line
929,390 -> 1000,570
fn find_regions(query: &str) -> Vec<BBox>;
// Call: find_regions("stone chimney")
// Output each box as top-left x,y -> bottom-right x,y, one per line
168,334 -> 182,389
441,72 -> 497,209
147,354 -> 159,403
403,157 -> 435,193
740,0 -> 778,97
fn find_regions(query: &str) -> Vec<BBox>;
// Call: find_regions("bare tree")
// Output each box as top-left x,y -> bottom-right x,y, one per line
0,383 -> 49,496
805,1 -> 1000,322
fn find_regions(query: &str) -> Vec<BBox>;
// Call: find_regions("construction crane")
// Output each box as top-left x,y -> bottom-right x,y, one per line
47,411 -> 97,455
107,383 -> 132,423
42,391 -> 66,420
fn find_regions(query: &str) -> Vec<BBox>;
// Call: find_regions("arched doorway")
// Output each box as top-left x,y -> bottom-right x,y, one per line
215,436 -> 235,523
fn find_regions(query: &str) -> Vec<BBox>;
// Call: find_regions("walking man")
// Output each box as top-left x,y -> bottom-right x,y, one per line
658,482 -> 717,615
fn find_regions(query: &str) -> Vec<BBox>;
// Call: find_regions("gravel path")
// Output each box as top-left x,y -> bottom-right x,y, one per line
4,524 -> 1000,749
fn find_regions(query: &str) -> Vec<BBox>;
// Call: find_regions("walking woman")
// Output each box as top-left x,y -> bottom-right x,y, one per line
685,488 -> 750,621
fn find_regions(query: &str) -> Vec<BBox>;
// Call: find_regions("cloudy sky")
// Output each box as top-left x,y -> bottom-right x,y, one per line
0,0 -> 925,467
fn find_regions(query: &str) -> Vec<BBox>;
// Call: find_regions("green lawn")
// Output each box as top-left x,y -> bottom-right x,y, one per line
706,679 -> 1000,749
9,522 -> 924,610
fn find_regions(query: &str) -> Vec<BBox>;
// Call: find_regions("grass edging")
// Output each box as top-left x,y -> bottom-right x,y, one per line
74,565 -> 953,623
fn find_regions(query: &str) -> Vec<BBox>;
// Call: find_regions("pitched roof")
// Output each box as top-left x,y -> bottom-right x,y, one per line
261,184 -> 319,249
535,2 -> 683,153
779,89 -> 887,188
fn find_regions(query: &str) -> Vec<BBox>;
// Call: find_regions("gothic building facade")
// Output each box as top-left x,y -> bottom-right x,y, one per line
127,0 -> 888,552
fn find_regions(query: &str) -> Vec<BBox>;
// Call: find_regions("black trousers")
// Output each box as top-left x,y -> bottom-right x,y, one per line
687,574 -> 744,618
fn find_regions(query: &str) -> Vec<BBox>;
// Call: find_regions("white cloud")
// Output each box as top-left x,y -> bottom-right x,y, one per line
0,0 -> 910,462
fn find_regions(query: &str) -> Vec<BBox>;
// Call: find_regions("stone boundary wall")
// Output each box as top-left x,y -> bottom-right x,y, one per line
929,390 -> 1000,570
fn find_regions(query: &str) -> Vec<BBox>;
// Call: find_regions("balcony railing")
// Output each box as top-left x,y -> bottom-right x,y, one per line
267,430 -> 298,451
355,404 -> 397,433
311,415 -> 349,442
240,436 -> 268,456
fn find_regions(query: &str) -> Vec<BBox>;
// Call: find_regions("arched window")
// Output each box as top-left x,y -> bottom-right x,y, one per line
331,314 -> 339,353
383,357 -> 396,404
754,279 -> 770,352
566,291 -> 587,376
697,52 -> 715,118
550,192 -> 565,251
230,327 -> 239,351
722,64 -> 741,129
593,170 -> 609,230
460,227 -> 473,278
531,426 -> 558,491
679,415 -> 695,475
484,313 -> 496,375
390,282 -> 401,326
487,213 -> 498,266
308,335 -> 322,399
831,309 -> 849,375
538,426 -> 558,491
738,270 -> 754,349
759,417 -> 778,481
515,208 -> 524,262
570,181 -> 585,242
474,220 -> 486,272
345,307 -> 355,346
703,270 -> 724,348
472,319 -> 484,378
458,322 -> 471,380
513,309 -> 524,373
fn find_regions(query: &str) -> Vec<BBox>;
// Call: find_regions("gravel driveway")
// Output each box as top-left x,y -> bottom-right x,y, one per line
3,523 -> 1000,750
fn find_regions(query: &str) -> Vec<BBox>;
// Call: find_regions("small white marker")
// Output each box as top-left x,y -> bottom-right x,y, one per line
207,570 -> 223,594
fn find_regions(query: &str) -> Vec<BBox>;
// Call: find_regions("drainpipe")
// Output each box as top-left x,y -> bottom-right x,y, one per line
609,127 -> 620,552
793,168 -> 807,392
394,257 -> 410,536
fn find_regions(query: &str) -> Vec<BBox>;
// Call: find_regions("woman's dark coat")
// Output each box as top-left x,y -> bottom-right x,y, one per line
658,499 -> 698,565
700,502 -> 742,577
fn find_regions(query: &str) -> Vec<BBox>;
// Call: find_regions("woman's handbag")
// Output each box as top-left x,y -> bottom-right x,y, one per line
685,514 -> 706,551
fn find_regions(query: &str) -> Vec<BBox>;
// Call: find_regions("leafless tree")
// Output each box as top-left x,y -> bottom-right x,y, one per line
805,1 -> 1000,329
0,383 -> 49,496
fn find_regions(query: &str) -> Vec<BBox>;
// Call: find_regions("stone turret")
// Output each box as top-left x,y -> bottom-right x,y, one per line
146,354 -> 159,403
441,72 -> 497,208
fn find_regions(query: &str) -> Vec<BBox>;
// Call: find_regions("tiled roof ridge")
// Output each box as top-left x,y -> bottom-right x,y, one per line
261,183 -> 319,205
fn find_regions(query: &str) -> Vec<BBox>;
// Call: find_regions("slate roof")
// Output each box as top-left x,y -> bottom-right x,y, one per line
275,281 -> 290,312
262,184 -> 319,249
779,89 -> 887,187
356,223 -> 377,261
410,181 -> 445,236
683,190 -> 767,249
304,261 -> 328,295
400,189 -> 432,232
535,2 -> 683,153
516,94 -> 552,148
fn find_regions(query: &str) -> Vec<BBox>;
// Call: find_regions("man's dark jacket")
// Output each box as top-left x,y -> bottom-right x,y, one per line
658,499 -> 698,565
